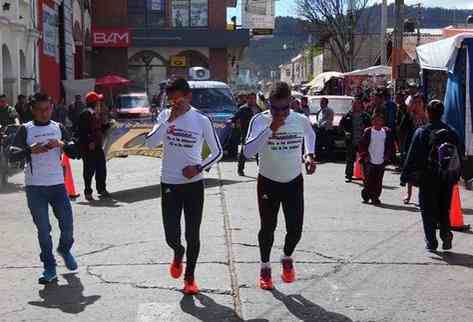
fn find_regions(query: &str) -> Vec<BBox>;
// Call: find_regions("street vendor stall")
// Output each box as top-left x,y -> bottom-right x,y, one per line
417,33 -> 473,180
417,33 -> 473,154
344,65 -> 391,96
308,72 -> 344,95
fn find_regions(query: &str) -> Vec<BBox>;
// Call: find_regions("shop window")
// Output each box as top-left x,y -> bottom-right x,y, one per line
172,0 -> 208,28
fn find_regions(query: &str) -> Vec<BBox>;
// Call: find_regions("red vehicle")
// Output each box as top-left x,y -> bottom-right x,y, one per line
113,93 -> 153,121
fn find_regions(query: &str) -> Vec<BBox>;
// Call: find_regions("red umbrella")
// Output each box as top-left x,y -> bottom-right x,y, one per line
95,75 -> 133,107
96,74 -> 132,88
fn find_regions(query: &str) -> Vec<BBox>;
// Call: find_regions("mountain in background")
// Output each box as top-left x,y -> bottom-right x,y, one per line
243,5 -> 473,80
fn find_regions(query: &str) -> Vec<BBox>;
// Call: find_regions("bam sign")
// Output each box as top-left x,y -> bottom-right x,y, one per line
92,28 -> 131,48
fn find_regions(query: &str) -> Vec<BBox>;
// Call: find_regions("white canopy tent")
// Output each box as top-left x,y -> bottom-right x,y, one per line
344,65 -> 391,77
416,33 -> 473,156
416,33 -> 473,72
308,72 -> 344,93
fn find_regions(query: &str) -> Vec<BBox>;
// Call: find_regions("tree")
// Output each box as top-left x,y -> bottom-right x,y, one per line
296,0 -> 372,72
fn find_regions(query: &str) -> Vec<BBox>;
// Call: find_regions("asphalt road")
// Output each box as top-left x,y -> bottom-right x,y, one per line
1,157 -> 473,322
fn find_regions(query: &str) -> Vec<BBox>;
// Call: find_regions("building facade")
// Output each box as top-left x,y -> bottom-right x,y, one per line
0,0 -> 41,103
37,0 -> 91,102
91,0 -> 250,96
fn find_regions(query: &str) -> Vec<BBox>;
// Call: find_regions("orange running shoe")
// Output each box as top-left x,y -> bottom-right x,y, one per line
183,278 -> 199,295
259,266 -> 273,290
281,257 -> 295,283
169,258 -> 183,279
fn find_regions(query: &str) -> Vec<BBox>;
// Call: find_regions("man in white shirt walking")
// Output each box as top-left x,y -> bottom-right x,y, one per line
10,93 -> 78,284
244,82 -> 316,290
145,79 -> 223,295
316,97 -> 335,161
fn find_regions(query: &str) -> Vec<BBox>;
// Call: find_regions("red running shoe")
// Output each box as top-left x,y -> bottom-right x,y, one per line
183,278 -> 199,295
169,258 -> 183,279
281,257 -> 295,283
259,266 -> 273,290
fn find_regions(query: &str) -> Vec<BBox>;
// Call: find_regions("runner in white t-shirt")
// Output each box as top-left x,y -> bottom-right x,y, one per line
145,79 -> 223,295
243,82 -> 317,290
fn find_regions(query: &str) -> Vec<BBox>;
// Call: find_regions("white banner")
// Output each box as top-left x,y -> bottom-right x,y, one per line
190,0 -> 208,27
149,0 -> 164,11
172,0 -> 190,27
43,4 -> 59,59
242,0 -> 275,30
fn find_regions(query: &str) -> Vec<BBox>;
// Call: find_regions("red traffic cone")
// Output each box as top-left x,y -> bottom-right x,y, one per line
450,184 -> 470,232
354,155 -> 364,180
62,154 -> 80,200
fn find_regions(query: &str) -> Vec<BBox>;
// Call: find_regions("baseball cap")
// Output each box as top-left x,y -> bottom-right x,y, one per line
85,91 -> 104,104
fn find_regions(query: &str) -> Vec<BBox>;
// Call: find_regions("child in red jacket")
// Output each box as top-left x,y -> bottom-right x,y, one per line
358,113 -> 396,205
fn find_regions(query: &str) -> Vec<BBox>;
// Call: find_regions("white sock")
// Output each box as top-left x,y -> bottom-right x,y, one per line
261,262 -> 271,269
281,255 -> 293,262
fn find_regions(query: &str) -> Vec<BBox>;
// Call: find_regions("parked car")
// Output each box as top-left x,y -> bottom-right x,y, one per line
113,93 -> 152,122
308,95 -> 354,151
188,81 -> 240,158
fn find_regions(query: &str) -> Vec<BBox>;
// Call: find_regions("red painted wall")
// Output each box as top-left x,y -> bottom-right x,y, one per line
38,0 -> 61,101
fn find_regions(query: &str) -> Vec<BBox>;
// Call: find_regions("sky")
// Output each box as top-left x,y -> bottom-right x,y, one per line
228,0 -> 473,22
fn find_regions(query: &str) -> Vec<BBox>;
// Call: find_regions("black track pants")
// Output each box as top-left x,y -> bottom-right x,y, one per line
82,147 -> 107,195
257,175 -> 304,263
161,180 -> 204,279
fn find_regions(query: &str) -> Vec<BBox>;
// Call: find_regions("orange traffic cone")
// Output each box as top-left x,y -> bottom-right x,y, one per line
354,155 -> 364,180
450,184 -> 470,232
63,154 -> 80,200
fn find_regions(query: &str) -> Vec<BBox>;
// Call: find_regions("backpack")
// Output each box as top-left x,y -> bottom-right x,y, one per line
428,128 -> 461,184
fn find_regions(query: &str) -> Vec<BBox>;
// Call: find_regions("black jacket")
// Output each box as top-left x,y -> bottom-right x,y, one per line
401,120 -> 462,184
340,111 -> 371,143
232,104 -> 262,136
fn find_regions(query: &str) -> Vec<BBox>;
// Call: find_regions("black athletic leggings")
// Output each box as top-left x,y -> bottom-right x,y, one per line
161,180 -> 204,279
257,175 -> 304,263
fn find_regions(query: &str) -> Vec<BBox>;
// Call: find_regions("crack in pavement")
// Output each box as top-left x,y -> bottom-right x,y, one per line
0,307 -> 27,316
232,242 -> 346,262
85,266 -> 233,296
76,240 -> 157,258
0,259 -> 458,271
0,261 -> 229,270
216,164 -> 243,319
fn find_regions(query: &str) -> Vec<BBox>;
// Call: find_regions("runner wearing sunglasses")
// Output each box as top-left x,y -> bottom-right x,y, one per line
243,82 -> 317,290
145,78 -> 223,295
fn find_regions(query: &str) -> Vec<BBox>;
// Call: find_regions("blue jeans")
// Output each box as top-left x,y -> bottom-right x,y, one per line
25,184 -> 74,269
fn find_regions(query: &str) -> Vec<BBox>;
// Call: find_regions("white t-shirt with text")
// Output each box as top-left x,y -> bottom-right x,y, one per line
243,110 -> 316,183
145,107 -> 223,185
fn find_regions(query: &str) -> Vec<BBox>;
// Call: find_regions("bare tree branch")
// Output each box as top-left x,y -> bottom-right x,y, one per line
296,0 -> 371,72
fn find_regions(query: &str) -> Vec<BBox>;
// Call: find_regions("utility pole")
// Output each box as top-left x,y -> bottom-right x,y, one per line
347,0 -> 354,71
381,0 -> 388,65
392,0 -> 404,93
416,3 -> 422,46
